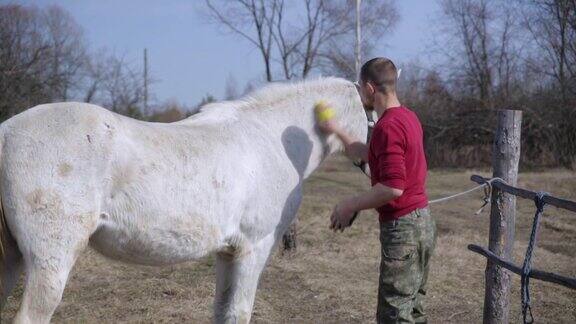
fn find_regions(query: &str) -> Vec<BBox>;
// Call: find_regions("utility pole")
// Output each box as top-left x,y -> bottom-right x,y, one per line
355,0 -> 362,79
143,48 -> 149,112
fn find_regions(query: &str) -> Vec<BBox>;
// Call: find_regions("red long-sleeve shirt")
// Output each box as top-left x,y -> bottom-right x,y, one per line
368,106 -> 428,222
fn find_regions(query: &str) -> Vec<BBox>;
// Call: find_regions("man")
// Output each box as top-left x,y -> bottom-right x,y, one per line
318,57 -> 436,323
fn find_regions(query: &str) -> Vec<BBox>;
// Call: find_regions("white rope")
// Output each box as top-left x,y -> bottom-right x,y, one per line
428,177 -> 503,214
353,162 -> 504,211
428,180 -> 491,204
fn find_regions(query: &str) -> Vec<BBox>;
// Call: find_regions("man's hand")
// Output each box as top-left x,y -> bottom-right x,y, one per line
329,198 -> 358,232
317,118 -> 340,135
317,116 -> 368,162
328,184 -> 404,233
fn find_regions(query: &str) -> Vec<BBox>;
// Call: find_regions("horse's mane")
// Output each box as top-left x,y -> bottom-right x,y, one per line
197,77 -> 352,116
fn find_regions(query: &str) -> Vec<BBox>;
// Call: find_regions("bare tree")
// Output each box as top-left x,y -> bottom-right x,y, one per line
206,0 -> 277,81
319,0 -> 398,79
0,5 -> 46,119
42,5 -> 86,101
443,0 -> 491,107
438,0 -> 524,108
205,0 -> 398,81
0,4 -> 85,119
100,54 -> 146,118
0,3 -> 156,122
82,48 -> 108,103
522,0 -> 576,103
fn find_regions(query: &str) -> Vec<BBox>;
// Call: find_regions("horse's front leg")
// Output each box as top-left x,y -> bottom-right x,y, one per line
214,233 -> 277,324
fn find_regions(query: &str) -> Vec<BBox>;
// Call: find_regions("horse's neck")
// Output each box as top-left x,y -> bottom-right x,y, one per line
188,79 -> 362,180
249,99 -> 336,180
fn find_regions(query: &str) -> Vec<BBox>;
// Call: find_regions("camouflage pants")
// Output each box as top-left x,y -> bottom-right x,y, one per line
377,207 -> 437,324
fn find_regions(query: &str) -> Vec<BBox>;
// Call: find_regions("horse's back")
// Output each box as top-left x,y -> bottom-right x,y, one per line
0,102 -> 118,188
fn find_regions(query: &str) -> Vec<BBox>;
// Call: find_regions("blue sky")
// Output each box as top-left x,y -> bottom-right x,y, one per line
15,0 -> 441,107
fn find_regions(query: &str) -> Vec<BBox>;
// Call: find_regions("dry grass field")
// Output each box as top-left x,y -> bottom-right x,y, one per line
4,155 -> 576,323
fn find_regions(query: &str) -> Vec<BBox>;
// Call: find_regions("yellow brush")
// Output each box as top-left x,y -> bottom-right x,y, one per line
314,100 -> 335,122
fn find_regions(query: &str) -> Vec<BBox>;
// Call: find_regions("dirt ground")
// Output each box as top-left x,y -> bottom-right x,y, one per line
4,155 -> 576,323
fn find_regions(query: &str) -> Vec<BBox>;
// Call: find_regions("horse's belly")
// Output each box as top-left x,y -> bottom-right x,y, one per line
89,215 -> 223,266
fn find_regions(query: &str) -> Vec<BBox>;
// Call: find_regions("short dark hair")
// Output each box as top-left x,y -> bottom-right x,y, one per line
359,57 -> 397,94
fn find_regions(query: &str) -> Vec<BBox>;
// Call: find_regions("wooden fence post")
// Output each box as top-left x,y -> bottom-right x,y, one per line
483,109 -> 522,324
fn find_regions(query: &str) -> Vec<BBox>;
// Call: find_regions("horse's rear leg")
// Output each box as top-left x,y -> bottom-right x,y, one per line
13,238 -> 86,324
10,206 -> 96,324
15,264 -> 68,324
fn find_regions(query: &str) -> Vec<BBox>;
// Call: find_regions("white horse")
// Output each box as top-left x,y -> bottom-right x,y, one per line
0,77 -> 367,323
